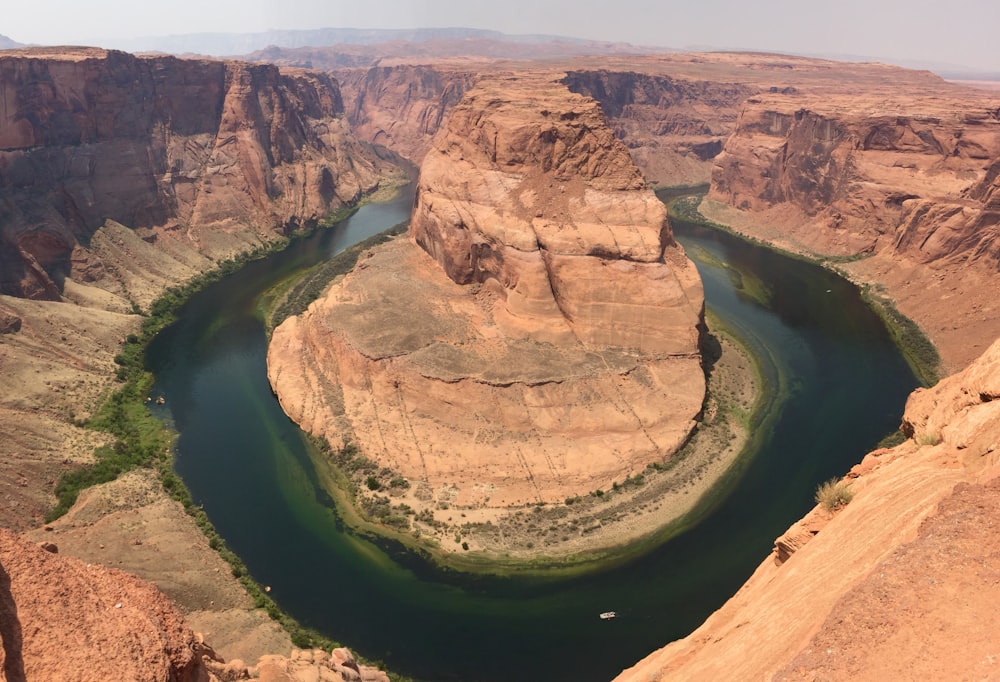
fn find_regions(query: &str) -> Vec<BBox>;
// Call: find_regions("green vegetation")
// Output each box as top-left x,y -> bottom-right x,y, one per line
917,431 -> 943,446
262,220 -> 409,333
815,478 -> 855,511
44,202 -> 415,681
47,241 -> 280,522
859,286 -> 940,386
876,429 -> 907,449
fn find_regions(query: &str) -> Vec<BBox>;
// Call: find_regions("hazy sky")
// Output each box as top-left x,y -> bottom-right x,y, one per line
6,0 -> 1000,72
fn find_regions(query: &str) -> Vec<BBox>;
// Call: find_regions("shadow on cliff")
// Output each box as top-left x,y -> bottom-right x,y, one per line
0,559 -> 26,682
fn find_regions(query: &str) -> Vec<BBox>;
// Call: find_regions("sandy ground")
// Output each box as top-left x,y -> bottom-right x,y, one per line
25,469 -> 293,663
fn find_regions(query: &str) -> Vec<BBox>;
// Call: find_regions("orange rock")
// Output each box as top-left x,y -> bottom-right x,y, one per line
0,528 -> 204,681
269,73 -> 705,520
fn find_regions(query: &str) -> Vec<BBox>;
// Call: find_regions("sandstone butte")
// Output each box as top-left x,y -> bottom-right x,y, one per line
267,72 -> 706,546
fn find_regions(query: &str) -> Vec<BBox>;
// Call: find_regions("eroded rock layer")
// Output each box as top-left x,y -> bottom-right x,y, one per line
0,47 -> 391,304
269,73 -> 704,521
704,87 -> 1000,371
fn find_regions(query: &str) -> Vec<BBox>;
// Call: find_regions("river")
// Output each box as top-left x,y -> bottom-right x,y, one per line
146,186 -> 917,681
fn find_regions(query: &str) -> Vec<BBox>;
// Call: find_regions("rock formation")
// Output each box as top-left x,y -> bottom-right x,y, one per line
616,337 -> 1000,681
0,526 -> 205,681
0,47 -> 392,304
704,86 -> 1000,371
0,524 -> 388,682
0,47 -> 400,531
561,69 -> 753,187
268,72 -> 705,550
336,64 -> 478,163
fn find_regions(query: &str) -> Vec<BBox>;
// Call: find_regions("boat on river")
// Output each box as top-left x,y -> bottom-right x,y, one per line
600,611 -> 617,620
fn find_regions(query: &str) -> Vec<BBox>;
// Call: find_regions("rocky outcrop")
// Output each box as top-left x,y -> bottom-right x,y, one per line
268,73 -> 705,553
0,527 -> 205,681
0,47 -> 392,303
1,523 -> 389,682
616,337 -> 1000,681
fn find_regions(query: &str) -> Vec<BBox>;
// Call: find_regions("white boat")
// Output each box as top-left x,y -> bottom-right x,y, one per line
599,611 -> 616,620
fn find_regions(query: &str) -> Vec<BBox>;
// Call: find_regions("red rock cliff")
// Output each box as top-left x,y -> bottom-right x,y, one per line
335,64 -> 478,163
0,47 -> 391,301
704,87 -> 1000,371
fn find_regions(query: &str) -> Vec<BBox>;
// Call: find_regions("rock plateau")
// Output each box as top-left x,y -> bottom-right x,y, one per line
268,73 -> 705,551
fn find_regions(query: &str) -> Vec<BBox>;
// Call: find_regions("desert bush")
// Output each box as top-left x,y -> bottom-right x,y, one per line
815,478 -> 854,511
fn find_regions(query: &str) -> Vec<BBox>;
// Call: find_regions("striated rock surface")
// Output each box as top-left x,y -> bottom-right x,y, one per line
617,337 -> 1000,681
0,47 -> 399,532
0,47 -> 391,304
561,68 -> 753,187
336,64 -> 479,162
269,73 -> 704,548
704,85 -> 1000,371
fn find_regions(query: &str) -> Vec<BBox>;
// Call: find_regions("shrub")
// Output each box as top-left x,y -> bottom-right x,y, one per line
815,478 -> 854,511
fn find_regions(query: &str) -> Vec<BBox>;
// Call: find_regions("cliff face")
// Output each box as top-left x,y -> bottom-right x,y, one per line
711,95 -> 1000,263
0,47 -> 390,302
618,338 -> 1000,681
0,47 -> 398,532
268,73 -> 705,555
334,64 -> 478,163
704,89 -> 1000,371
561,69 -> 753,186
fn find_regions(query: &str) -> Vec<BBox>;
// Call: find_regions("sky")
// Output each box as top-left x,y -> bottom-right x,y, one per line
6,0 -> 1000,73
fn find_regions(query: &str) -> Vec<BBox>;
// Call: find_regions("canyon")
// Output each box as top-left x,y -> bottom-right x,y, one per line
0,46 -> 396,531
267,72 -> 708,557
1,38 -> 1000,682
0,46 -> 400,679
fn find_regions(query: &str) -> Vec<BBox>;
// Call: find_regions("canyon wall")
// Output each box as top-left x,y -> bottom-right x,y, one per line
617,337 -> 1000,681
0,47 -> 398,531
0,47 -> 391,304
561,69 -> 753,186
268,72 -> 706,556
335,64 -> 478,163
704,88 -> 1000,371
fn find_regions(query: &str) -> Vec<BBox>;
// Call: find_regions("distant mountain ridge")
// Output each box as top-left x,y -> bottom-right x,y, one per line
95,26 -> 653,58
0,34 -> 24,49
